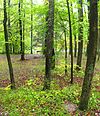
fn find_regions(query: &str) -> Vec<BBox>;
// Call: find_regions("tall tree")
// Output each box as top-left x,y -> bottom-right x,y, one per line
66,0 -> 73,83
97,1 -> 100,61
64,30 -> 67,75
76,0 -> 83,70
71,3 -> 77,58
3,0 -> 15,89
43,0 -> 54,90
31,0 -> 33,54
22,11 -> 25,58
18,0 -> 25,60
8,0 -> 12,53
79,0 -> 98,110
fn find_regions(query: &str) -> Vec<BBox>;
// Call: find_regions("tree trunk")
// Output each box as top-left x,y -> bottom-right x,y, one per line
22,11 -> 25,59
71,3 -> 77,58
43,0 -> 54,90
74,34 -> 77,57
66,0 -> 73,84
98,30 -> 100,61
76,0 -> 83,70
97,2 -> 100,61
8,0 -> 12,53
31,0 -> 33,54
3,0 -> 15,89
64,30 -> 67,75
79,0 -> 98,110
18,0 -> 25,60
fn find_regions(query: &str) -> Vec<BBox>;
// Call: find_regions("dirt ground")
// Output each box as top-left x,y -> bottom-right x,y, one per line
0,54 -> 100,90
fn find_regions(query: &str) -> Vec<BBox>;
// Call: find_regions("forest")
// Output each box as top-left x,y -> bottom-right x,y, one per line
0,0 -> 100,115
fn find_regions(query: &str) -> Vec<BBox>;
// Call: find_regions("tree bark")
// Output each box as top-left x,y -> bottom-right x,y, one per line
79,0 -> 98,110
18,0 -> 25,60
22,11 -> 25,59
74,34 -> 77,57
97,2 -> 100,61
8,0 -> 12,53
76,0 -> 83,70
66,0 -> 73,84
3,0 -> 15,89
64,30 -> 67,75
71,3 -> 77,58
43,0 -> 54,90
31,0 -> 33,54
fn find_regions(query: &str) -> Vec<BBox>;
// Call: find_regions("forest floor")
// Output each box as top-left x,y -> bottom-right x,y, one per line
0,54 -> 100,116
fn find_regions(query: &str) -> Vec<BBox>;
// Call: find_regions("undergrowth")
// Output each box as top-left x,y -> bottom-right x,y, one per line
0,80 -> 99,116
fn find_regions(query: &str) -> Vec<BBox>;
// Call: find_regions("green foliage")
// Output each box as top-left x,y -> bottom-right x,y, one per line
89,92 -> 100,109
0,0 -> 89,54
0,80 -> 99,115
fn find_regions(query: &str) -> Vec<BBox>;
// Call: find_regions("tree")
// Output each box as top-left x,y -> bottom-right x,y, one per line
8,0 -> 12,53
3,0 -> 15,89
97,1 -> 100,61
43,0 -> 54,90
79,0 -> 98,110
64,30 -> 67,75
22,11 -> 25,58
31,0 -> 33,54
18,0 -> 25,60
71,3 -> 77,58
66,0 -> 73,84
76,0 -> 83,70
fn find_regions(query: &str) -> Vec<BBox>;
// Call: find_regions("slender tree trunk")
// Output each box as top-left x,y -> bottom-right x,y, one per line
66,0 -> 73,84
98,31 -> 100,61
79,0 -> 98,110
74,34 -> 77,57
76,0 -> 83,70
97,2 -> 100,61
3,0 -> 15,89
43,0 -> 54,90
71,3 -> 77,58
64,30 -> 67,75
31,0 -> 33,54
8,0 -> 12,53
18,0 -> 25,60
51,48 -> 55,69
22,11 -> 25,58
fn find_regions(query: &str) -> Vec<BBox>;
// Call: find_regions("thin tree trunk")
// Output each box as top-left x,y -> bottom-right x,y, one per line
97,2 -> 100,61
79,0 -> 98,110
76,0 -> 83,70
66,0 -> 73,84
18,0 -> 25,60
74,34 -> 77,57
71,3 -> 77,58
22,11 -> 25,58
3,0 -> 15,89
8,0 -> 12,53
64,30 -> 67,75
51,48 -> 55,69
31,0 -> 33,54
98,31 -> 100,61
